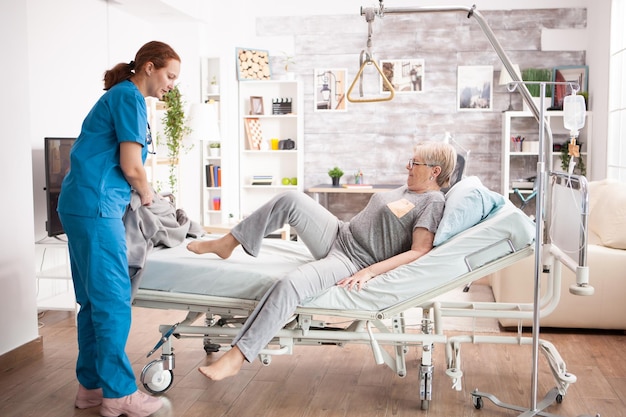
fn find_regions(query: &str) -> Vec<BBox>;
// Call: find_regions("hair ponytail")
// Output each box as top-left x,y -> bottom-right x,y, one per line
102,41 -> 180,90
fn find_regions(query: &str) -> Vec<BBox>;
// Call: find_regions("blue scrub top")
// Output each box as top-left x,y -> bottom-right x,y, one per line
58,80 -> 148,219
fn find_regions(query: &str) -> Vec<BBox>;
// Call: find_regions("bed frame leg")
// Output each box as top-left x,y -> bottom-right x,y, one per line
419,308 -> 435,409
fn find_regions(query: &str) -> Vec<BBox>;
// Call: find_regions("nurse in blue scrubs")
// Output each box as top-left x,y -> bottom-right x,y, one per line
58,41 -> 180,417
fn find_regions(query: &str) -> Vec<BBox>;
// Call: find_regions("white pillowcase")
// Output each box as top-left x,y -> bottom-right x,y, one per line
434,176 -> 505,246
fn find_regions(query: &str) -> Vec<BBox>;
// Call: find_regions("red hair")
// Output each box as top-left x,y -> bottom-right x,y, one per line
103,41 -> 180,90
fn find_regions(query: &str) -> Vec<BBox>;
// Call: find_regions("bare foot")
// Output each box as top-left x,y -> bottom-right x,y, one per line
198,345 -> 245,381
187,233 -> 239,259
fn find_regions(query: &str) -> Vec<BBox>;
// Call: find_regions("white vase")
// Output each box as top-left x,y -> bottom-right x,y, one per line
209,148 -> 220,157
209,85 -> 219,95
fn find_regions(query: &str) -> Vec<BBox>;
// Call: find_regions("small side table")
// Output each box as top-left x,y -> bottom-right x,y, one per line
306,184 -> 401,207
35,238 -> 77,312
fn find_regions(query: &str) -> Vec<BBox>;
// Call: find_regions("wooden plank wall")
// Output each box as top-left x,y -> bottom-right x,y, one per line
258,8 -> 586,217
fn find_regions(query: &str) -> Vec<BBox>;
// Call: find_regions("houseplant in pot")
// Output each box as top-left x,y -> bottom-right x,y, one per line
160,85 -> 192,195
209,76 -> 219,95
328,166 -> 344,186
280,52 -> 296,80
209,142 -> 220,157
521,68 -> 552,112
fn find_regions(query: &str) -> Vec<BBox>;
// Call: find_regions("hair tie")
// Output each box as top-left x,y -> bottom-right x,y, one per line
129,60 -> 135,69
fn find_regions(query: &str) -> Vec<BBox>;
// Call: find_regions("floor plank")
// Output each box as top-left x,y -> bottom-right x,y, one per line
2,305 -> 625,417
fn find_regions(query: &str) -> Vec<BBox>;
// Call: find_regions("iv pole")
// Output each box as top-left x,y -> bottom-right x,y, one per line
354,3 -> 597,416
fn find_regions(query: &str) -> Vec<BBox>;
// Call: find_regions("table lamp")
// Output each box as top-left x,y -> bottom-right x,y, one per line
498,64 -> 521,112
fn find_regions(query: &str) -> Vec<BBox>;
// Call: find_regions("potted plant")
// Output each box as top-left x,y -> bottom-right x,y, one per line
209,142 -> 220,157
209,76 -> 219,95
160,85 -> 192,195
328,166 -> 344,186
521,68 -> 552,112
280,52 -> 296,80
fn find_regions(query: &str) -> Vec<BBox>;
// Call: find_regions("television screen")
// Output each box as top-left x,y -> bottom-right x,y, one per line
44,137 -> 75,237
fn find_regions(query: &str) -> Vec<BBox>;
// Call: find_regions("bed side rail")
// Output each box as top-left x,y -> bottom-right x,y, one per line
545,172 -> 592,296
297,242 -> 534,321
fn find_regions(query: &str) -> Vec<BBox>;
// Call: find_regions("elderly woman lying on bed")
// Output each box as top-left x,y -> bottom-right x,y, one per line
186,140 -> 457,380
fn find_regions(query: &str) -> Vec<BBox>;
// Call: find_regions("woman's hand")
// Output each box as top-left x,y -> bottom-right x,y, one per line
336,269 -> 375,291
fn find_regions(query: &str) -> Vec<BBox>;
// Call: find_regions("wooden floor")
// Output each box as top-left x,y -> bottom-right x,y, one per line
1,305 -> 625,417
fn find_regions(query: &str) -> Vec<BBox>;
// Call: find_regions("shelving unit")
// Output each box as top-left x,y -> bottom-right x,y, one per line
501,110 -> 592,203
237,80 -> 303,219
35,240 -> 76,312
199,57 -> 229,228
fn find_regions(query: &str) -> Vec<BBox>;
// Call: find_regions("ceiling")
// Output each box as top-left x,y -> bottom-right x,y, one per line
104,0 -> 205,23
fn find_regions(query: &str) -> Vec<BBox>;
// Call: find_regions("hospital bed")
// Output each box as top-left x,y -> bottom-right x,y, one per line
132,175 -> 589,410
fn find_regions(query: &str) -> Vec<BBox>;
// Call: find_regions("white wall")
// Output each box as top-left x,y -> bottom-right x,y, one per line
0,1 -> 39,355
1,0 -> 612,356
30,0 -> 206,242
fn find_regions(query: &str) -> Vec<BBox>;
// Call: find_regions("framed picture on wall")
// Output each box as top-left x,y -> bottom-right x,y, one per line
552,65 -> 588,109
379,59 -> 425,93
314,68 -> 348,111
457,65 -> 493,111
236,48 -> 271,80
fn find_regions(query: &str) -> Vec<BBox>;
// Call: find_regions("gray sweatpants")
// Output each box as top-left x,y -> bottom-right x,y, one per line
230,191 -> 358,362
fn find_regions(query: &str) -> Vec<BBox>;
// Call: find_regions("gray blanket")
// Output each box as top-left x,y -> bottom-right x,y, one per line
124,189 -> 204,299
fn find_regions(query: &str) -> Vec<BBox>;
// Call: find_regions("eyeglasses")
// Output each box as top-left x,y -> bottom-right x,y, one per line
146,123 -> 156,155
407,159 -> 434,169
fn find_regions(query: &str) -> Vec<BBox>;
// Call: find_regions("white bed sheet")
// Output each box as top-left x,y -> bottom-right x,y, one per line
138,201 -> 535,312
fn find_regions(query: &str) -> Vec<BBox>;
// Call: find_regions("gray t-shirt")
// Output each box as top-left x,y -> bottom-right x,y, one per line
337,185 -> 445,269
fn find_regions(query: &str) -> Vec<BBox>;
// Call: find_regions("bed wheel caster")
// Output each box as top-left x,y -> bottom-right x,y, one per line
420,399 -> 430,410
203,342 -> 221,354
556,393 -> 563,404
141,359 -> 174,394
472,394 -> 483,409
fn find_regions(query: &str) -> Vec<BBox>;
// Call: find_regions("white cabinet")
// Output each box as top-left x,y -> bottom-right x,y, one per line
501,111 -> 592,202
237,80 -> 303,219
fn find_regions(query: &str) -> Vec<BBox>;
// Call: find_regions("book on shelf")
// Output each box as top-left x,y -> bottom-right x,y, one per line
205,164 -> 221,187
251,175 -> 273,185
342,184 -> 373,189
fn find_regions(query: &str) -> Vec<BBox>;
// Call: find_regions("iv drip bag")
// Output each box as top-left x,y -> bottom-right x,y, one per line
563,93 -> 586,137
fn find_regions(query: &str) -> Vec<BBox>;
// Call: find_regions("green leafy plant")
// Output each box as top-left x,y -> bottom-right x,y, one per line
210,76 -> 217,86
160,85 -> 192,195
328,166 -> 344,178
209,142 -> 220,148
521,68 -> 553,97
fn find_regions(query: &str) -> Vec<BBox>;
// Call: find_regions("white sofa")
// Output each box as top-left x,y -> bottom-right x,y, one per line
491,179 -> 626,330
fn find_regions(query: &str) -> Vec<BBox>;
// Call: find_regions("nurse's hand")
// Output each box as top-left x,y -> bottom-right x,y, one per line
140,190 -> 154,206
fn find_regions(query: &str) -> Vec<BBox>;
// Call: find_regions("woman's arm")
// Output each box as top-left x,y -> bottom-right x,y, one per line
120,141 -> 154,206
336,226 -> 434,291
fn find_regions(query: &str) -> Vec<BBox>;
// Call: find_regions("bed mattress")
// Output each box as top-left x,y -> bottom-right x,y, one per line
138,201 -> 535,312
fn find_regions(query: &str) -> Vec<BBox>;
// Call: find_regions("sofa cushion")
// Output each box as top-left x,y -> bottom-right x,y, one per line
589,179 -> 626,250
434,176 -> 505,246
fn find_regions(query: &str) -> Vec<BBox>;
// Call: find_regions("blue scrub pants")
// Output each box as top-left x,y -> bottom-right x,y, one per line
59,212 -> 137,399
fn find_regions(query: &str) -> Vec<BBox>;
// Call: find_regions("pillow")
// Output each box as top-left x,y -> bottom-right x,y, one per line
433,176 -> 505,246
588,179 -> 626,250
